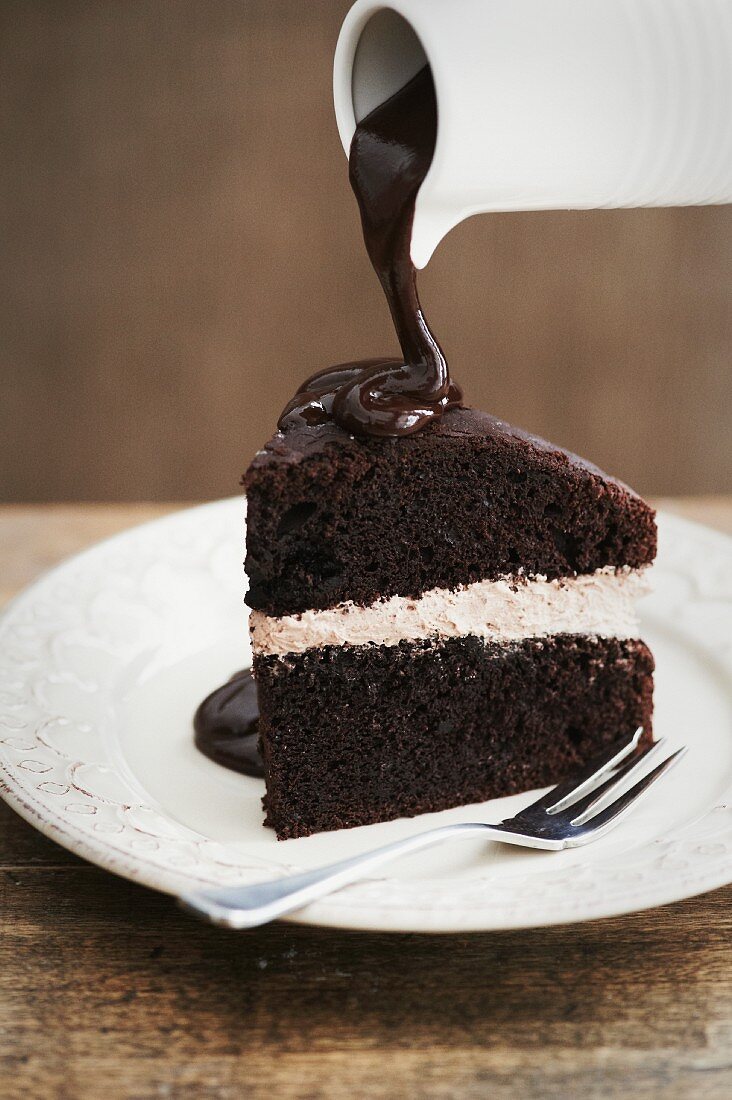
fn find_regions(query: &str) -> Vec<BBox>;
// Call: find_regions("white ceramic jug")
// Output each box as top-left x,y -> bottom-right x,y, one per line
333,0 -> 732,267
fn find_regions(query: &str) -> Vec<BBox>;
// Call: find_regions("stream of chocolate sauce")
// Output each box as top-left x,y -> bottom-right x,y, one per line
279,65 -> 462,438
196,67 -> 460,772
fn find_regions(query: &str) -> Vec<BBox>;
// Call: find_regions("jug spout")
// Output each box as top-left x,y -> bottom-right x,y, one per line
410,200 -> 462,271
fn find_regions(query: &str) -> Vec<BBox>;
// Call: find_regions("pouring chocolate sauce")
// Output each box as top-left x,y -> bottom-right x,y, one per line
279,65 -> 462,438
196,68 -> 460,772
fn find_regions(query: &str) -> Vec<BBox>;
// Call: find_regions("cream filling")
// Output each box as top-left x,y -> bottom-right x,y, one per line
250,566 -> 650,658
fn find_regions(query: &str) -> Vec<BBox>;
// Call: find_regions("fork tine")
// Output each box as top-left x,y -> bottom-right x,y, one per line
521,727 -> 644,816
573,747 -> 688,835
565,738 -> 665,824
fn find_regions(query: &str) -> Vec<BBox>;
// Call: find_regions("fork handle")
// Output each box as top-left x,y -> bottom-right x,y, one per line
179,821 -> 499,929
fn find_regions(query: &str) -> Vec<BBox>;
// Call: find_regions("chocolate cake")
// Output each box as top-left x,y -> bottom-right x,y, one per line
245,409 -> 656,839
206,61 -> 656,840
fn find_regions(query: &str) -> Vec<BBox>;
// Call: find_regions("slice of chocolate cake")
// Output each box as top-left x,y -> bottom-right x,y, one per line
238,60 -> 656,840
245,407 -> 656,840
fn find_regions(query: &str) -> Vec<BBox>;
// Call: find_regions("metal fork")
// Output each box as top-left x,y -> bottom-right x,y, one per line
180,729 -> 685,929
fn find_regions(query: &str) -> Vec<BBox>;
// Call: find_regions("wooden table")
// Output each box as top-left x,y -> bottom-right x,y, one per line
1,501 -> 730,1099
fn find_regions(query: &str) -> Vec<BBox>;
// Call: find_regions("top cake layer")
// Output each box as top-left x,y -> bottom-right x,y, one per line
244,406 -> 656,617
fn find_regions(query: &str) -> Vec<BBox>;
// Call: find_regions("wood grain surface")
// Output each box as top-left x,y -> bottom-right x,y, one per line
0,501 -> 731,1099
2,0 -> 732,504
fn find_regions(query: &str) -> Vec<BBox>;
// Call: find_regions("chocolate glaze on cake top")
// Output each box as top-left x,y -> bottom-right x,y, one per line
245,406 -> 657,616
279,66 -> 462,439
255,404 -> 631,486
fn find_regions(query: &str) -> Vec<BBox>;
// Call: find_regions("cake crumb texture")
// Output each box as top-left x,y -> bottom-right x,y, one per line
244,408 -> 656,616
255,634 -> 654,840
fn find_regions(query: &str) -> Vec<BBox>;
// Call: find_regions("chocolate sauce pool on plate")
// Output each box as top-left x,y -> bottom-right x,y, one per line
194,669 -> 264,779
279,65 -> 462,438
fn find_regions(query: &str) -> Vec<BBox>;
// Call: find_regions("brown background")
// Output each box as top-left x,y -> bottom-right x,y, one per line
2,0 -> 731,503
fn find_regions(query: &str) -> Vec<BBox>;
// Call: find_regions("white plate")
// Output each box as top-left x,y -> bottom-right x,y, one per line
1,501 -> 731,933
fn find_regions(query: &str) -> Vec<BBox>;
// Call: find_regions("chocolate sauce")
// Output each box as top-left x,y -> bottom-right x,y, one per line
194,69 -> 463,771
193,669 -> 264,779
279,65 -> 461,438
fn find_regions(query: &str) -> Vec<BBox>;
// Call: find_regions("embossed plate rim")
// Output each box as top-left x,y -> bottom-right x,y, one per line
0,500 -> 730,932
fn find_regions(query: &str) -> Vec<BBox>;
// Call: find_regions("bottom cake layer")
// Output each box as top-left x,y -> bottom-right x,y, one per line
254,634 -> 654,840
